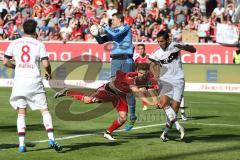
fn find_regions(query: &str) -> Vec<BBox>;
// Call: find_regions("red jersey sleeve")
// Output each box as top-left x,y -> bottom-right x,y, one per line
125,72 -> 138,85
126,72 -> 138,78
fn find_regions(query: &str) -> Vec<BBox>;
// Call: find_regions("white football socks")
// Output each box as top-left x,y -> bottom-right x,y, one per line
164,106 -> 176,121
164,106 -> 181,130
174,121 -> 181,130
42,111 -> 55,141
163,118 -> 171,134
180,97 -> 185,115
17,114 -> 26,147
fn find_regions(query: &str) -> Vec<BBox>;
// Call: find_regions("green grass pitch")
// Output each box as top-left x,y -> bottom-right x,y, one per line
0,87 -> 240,160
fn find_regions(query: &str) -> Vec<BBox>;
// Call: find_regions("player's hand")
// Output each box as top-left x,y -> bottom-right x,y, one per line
92,22 -> 105,35
156,104 -> 162,109
100,22 -> 108,28
98,25 -> 104,35
45,72 -> 52,80
139,87 -> 147,93
156,102 -> 162,109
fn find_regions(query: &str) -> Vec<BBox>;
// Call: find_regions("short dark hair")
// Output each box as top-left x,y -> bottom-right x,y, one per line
112,13 -> 124,22
137,44 -> 145,49
157,30 -> 169,40
135,63 -> 149,71
23,19 -> 37,35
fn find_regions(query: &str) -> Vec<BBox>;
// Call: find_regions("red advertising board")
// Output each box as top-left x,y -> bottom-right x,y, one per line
0,41 -> 237,64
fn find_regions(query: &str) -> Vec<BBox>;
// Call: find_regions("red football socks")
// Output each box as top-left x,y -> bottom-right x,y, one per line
107,119 -> 122,133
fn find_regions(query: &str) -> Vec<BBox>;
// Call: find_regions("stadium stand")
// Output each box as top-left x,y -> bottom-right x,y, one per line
0,0 -> 239,42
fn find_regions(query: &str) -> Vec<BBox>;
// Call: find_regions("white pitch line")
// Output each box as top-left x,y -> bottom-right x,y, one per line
31,123 -> 164,143
31,122 -> 240,144
185,122 -> 240,127
187,101 -> 239,105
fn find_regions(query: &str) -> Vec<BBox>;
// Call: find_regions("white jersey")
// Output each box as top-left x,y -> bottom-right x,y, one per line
149,41 -> 184,81
5,37 -> 49,110
5,37 -> 48,80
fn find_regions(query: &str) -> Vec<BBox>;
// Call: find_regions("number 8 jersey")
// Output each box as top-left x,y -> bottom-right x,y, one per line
5,37 -> 48,79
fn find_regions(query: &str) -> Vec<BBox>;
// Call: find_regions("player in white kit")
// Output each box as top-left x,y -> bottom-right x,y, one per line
2,19 -> 62,152
148,30 -> 196,141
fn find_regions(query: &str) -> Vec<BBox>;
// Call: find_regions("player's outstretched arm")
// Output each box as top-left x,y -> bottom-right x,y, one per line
174,44 -> 196,53
130,85 -> 156,106
63,89 -> 102,104
2,56 -> 15,69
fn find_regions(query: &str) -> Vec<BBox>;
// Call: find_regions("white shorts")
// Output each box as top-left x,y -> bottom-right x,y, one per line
158,79 -> 185,102
10,78 -> 48,110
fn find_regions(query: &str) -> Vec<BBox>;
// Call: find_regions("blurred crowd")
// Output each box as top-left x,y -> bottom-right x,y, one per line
0,0 -> 239,43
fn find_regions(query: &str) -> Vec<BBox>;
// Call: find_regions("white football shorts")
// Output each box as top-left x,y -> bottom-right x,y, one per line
9,78 -> 48,110
158,79 -> 185,102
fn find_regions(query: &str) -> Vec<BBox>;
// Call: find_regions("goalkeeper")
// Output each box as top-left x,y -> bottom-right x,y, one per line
92,13 -> 137,131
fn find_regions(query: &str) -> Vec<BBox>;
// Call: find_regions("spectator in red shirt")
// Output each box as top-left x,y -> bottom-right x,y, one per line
148,2 -> 159,20
124,10 -> 134,26
13,12 -> 23,27
134,44 -> 150,111
6,20 -> 17,39
93,0 -> 106,9
71,23 -> 83,41
0,0 -> 236,43
131,23 -> 140,41
127,3 -> 138,19
85,2 -> 95,19
41,0 -> 57,17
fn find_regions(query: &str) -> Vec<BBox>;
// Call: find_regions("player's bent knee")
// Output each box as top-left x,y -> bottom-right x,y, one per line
119,117 -> 127,123
118,114 -> 127,123
17,108 -> 26,114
